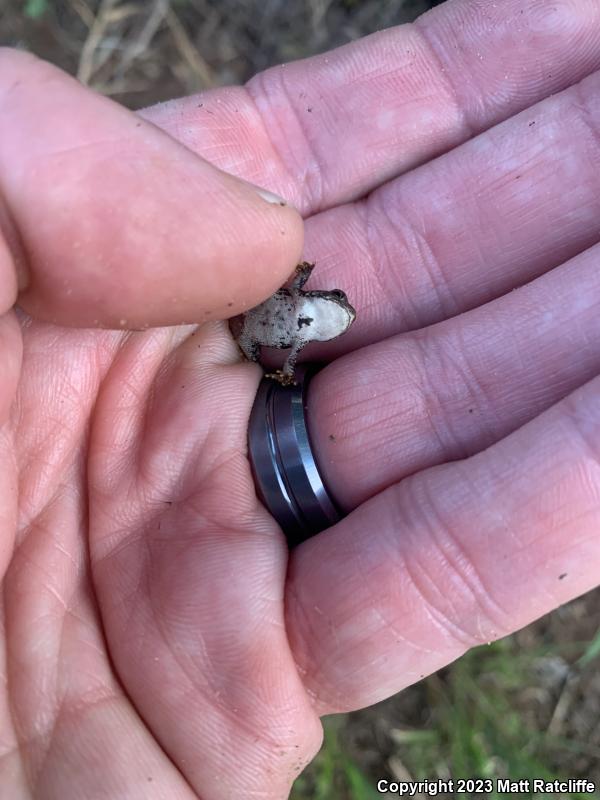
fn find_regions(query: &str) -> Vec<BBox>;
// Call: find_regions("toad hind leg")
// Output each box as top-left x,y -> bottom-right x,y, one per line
265,339 -> 305,385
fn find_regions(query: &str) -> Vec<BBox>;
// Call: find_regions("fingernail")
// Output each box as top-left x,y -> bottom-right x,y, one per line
255,187 -> 288,206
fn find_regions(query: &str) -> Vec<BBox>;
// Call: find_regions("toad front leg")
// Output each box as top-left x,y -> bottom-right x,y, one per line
290,261 -> 315,290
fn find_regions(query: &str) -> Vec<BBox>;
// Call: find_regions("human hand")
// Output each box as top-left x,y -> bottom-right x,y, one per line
2,0 -> 600,797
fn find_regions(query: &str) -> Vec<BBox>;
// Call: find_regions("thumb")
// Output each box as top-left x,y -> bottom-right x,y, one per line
0,49 -> 303,329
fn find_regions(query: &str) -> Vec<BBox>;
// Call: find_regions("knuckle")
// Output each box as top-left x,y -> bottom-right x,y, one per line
412,321 -> 500,458
392,477 -> 513,648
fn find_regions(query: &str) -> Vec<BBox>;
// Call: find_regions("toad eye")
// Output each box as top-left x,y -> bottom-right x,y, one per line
330,290 -> 346,300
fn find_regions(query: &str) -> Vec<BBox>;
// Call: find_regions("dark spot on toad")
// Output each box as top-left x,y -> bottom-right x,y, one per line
227,302 -> 233,306
329,434 -> 336,442
307,107 -> 312,112
297,316 -> 313,329
559,573 -> 567,580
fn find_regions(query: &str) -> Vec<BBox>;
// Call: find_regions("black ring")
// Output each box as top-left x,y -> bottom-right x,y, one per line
247,363 -> 343,546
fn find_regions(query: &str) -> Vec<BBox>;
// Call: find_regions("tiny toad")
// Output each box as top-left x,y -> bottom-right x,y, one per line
231,262 -> 356,384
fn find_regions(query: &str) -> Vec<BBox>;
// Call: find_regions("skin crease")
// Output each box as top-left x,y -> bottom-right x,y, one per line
1,0 -> 600,797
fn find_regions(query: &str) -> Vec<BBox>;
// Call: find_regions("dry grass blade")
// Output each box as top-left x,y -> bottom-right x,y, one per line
310,0 -> 335,31
68,0 -> 96,29
166,7 -> 215,90
114,0 -> 170,79
546,669 -> 578,737
388,756 -> 426,799
92,77 -> 160,96
77,0 -> 119,84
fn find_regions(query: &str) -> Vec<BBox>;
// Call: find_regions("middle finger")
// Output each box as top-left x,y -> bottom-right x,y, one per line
303,69 -> 600,352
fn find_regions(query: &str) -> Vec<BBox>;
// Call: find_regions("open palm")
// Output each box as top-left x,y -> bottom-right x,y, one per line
2,2 -> 600,798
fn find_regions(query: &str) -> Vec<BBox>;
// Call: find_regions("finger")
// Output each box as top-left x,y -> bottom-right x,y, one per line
141,0 -> 600,213
308,240 -> 600,508
0,49 -> 303,329
287,372 -> 600,714
298,66 -> 600,355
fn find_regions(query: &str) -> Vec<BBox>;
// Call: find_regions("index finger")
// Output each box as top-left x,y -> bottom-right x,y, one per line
142,0 -> 600,213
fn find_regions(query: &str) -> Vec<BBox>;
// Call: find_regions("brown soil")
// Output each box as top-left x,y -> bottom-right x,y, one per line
1,0 -> 438,109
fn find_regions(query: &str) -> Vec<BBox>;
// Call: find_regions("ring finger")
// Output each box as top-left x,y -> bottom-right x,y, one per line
307,238 -> 600,507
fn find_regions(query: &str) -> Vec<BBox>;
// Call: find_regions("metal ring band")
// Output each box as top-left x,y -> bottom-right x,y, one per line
247,363 -> 343,546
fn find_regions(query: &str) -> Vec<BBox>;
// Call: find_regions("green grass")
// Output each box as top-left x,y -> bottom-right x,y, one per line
414,643 -> 558,789
291,633 -> 600,800
24,0 -> 48,18
578,624 -> 600,667
291,716 -> 380,800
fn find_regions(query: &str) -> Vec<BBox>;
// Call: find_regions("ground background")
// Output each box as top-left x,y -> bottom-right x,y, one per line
2,1 -> 599,798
